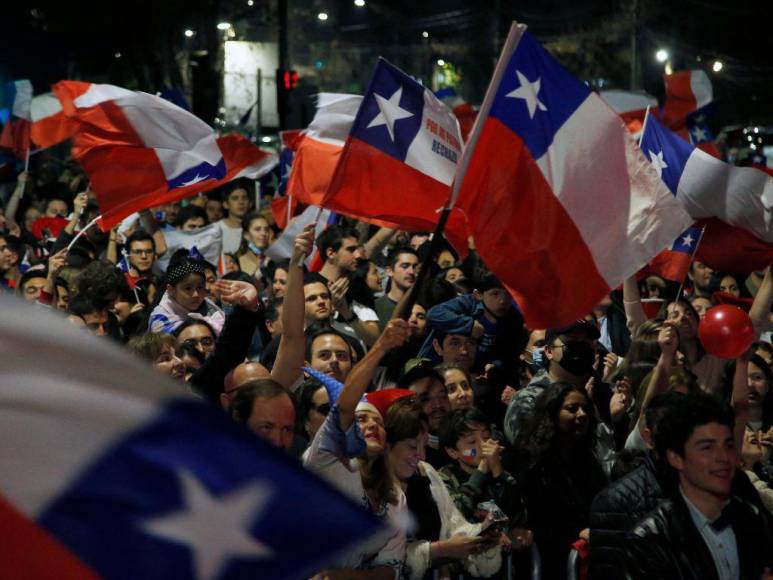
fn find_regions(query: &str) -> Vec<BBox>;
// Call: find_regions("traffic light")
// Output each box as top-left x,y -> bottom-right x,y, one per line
282,70 -> 299,91
277,69 -> 299,129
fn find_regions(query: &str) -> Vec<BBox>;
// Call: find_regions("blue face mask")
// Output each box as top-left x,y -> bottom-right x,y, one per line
526,347 -> 545,373
248,241 -> 263,255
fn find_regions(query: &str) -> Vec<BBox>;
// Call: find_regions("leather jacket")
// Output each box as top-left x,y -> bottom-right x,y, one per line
624,491 -> 773,580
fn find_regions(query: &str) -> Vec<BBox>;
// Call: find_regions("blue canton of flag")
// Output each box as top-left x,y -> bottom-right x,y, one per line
670,225 -> 701,254
277,146 -> 294,197
488,31 -> 591,161
167,157 -> 227,191
640,113 -> 695,194
119,249 -> 132,274
37,400 -> 383,580
349,58 -> 425,163
685,106 -> 715,145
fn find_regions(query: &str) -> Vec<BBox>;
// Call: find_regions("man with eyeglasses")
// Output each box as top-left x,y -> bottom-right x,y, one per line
504,320 -> 599,445
125,231 -> 157,277
174,319 -> 217,359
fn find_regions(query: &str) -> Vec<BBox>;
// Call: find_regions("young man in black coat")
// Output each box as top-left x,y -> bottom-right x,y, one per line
623,393 -> 773,580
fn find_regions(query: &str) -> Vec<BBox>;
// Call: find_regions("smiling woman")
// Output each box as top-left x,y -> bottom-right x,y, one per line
511,382 -> 608,579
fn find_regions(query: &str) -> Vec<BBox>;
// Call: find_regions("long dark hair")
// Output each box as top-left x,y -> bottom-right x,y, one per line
361,398 -> 427,507
514,382 -> 598,465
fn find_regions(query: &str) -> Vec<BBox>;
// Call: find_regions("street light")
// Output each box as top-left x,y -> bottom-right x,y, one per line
712,60 -> 723,72
217,22 -> 232,30
247,0 -> 254,5
184,29 -> 195,38
436,59 -> 445,66
317,12 -> 329,21
655,49 -> 669,63
422,31 -> 429,38
354,0 -> 365,6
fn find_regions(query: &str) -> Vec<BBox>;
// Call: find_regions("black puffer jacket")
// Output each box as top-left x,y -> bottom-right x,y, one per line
624,492 -> 773,580
589,454 -> 664,580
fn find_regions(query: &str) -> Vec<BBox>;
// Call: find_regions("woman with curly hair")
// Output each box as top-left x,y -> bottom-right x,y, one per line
510,382 -> 608,580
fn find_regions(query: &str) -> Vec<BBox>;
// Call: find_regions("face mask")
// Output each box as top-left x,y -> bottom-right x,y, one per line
526,347 -> 544,373
556,340 -> 595,377
248,241 -> 263,255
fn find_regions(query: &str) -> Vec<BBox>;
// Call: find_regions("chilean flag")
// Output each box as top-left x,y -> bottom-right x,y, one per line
321,61 -> 470,253
453,24 -> 693,328
30,92 -> 78,149
287,93 -> 362,208
660,70 -> 712,129
0,80 -> 33,159
271,129 -> 303,229
647,226 -> 702,282
641,112 -> 773,272
435,87 -> 477,143
52,81 -> 277,231
0,296 -> 384,579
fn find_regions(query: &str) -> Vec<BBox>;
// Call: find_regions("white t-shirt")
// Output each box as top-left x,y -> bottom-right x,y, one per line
217,220 -> 243,254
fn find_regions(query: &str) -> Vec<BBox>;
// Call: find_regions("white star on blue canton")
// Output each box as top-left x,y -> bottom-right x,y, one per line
681,233 -> 695,247
179,174 -> 210,187
366,86 -> 414,142
648,150 -> 669,179
506,70 -> 547,118
690,126 -> 708,143
140,470 -> 273,580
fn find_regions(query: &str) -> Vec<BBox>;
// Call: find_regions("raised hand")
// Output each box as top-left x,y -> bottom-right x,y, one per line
291,224 -> 315,266
375,318 -> 409,353
214,279 -> 261,312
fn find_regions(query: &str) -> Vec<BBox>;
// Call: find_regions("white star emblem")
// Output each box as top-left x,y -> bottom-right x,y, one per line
366,86 -> 414,142
648,150 -> 669,178
180,174 -> 210,187
140,470 -> 273,580
690,126 -> 708,143
681,233 -> 695,247
505,70 -> 548,118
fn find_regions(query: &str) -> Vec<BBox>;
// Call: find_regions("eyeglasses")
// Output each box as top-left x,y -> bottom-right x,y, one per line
312,403 -> 330,416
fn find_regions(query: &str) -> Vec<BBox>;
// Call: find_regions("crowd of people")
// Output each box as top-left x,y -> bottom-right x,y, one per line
1,162 -> 773,579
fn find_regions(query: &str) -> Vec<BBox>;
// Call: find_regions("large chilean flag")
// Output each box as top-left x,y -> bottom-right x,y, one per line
321,60 -> 470,253
53,81 -> 277,231
641,112 -> 773,272
454,24 -> 692,328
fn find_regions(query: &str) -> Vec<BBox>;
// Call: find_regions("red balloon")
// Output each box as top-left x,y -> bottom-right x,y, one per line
698,305 -> 755,359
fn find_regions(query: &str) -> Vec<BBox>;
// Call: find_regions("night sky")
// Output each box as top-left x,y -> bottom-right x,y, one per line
2,0 -> 771,126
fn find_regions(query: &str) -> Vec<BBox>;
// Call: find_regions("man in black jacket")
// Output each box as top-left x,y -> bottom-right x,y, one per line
623,393 -> 773,580
588,392 -> 679,579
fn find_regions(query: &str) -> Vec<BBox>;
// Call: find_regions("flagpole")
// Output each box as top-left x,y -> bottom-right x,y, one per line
392,22 -> 527,322
66,215 -> 101,252
639,106 -> 652,146
23,147 -> 31,174
675,224 -> 707,300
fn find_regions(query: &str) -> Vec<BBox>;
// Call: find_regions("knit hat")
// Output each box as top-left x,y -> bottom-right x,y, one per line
357,388 -> 414,419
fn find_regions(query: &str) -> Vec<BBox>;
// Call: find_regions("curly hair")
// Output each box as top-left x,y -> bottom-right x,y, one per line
513,382 -> 598,465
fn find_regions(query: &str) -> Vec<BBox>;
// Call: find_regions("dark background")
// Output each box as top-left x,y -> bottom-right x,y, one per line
1,0 -> 771,130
